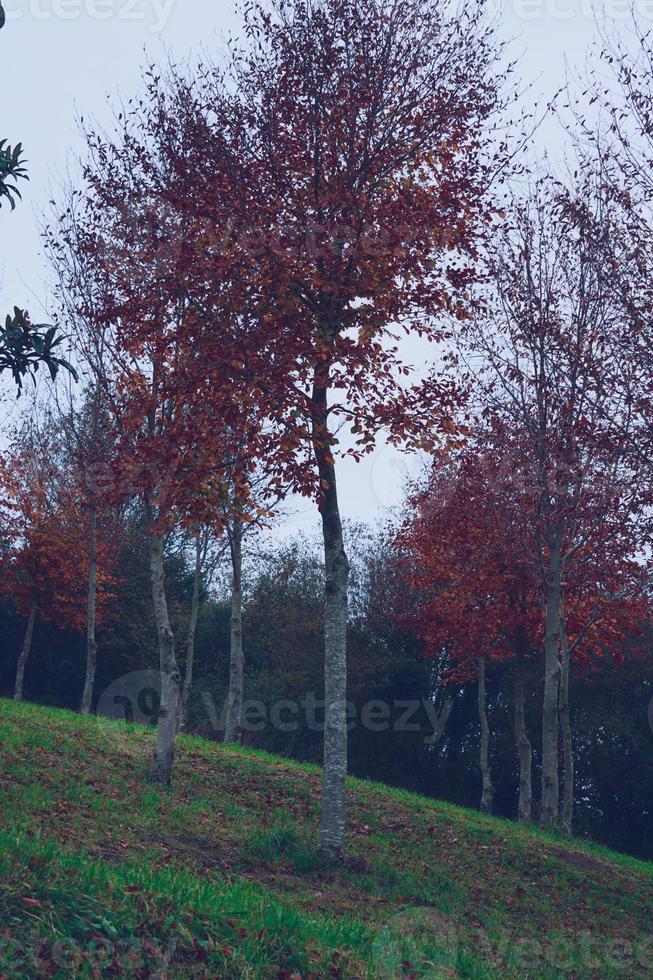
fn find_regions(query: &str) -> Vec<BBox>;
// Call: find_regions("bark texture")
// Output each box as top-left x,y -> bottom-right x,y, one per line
180,535 -> 202,731
150,532 -> 181,785
224,518 -> 245,744
14,595 -> 36,702
477,658 -> 494,814
513,649 -> 533,824
313,371 -> 349,861
540,528 -> 563,826
559,607 -> 574,833
80,503 -> 98,715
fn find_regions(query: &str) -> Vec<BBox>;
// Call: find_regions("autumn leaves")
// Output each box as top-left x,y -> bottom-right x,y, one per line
40,0 -> 505,858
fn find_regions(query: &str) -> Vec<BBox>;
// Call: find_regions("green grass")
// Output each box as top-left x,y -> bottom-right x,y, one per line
0,699 -> 651,977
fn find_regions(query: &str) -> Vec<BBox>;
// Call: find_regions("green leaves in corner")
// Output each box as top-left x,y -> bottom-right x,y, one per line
0,307 -> 78,391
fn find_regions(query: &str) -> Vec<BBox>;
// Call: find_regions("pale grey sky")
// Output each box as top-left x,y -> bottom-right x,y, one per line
0,0 -> 644,534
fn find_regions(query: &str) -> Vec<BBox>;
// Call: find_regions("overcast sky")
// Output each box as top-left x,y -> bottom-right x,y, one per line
0,0 -> 645,534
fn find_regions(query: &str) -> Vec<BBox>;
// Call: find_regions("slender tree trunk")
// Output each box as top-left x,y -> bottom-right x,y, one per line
477,658 -> 494,814
513,649 -> 532,824
559,606 -> 574,834
224,519 -> 244,744
540,528 -> 563,826
150,532 -> 181,785
14,595 -> 36,702
180,535 -> 202,731
80,503 -> 98,715
312,370 -> 349,861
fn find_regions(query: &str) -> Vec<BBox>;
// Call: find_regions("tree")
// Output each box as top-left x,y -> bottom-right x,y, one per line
555,516 -> 650,831
0,420 -> 113,701
219,467 -> 280,745
47,155 -> 264,785
393,437 -> 540,818
463,175 -> 645,827
176,465 -> 280,740
394,416 -> 650,827
207,0 -> 508,859
176,463 -> 279,743
54,386 -> 122,714
46,0 -> 507,854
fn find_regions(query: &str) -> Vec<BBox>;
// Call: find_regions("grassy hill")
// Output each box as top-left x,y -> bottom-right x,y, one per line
0,699 -> 651,978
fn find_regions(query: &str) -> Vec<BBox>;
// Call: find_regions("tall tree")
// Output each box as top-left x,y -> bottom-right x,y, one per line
211,0 -> 508,859
55,387 -> 121,715
393,438 -> 538,818
219,469 -> 279,745
464,176 -> 644,827
394,422 -> 649,826
47,161 -> 263,785
48,0 -> 507,853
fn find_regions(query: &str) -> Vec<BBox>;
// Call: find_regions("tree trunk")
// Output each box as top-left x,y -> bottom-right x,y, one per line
513,649 -> 532,824
180,535 -> 202,731
477,658 -> 494,814
224,519 -> 244,744
540,528 -> 563,826
559,606 -> 574,834
14,595 -> 36,702
80,503 -> 98,715
150,532 -> 181,785
312,371 -> 349,861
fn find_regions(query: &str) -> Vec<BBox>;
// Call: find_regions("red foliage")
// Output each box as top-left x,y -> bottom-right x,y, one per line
44,0 -> 509,525
0,434 -> 116,632
393,432 -> 650,683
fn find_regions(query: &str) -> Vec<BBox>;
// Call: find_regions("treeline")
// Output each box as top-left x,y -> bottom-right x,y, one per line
1,0 -> 653,862
1,520 -> 651,859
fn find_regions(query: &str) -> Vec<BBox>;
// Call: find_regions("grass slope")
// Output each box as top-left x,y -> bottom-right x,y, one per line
0,699 -> 651,978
